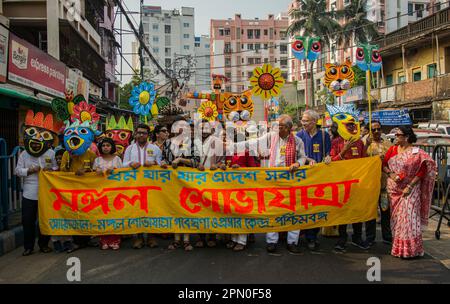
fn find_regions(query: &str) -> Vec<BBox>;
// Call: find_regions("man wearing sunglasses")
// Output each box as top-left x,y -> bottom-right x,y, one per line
365,120 -> 393,246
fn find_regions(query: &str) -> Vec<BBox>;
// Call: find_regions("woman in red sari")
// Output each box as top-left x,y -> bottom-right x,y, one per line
382,126 -> 436,258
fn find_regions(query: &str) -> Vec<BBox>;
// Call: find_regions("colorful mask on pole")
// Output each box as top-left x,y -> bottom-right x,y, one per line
105,116 -> 134,156
324,60 -> 355,97
24,110 -> 60,157
326,104 -> 361,141
355,43 -> 382,72
291,36 -> 322,61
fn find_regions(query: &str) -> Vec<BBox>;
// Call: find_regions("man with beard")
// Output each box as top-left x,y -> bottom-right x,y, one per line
328,105 -> 369,252
123,123 -> 162,249
15,110 -> 59,256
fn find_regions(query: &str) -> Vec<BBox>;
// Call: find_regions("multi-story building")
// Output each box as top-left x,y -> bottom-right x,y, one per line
193,35 -> 211,92
210,13 -> 289,93
0,0 -> 117,151
374,6 -> 450,122
134,6 -> 195,86
99,0 -> 118,103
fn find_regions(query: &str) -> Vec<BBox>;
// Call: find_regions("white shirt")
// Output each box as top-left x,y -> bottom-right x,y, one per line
235,132 -> 307,168
93,156 -> 123,171
197,135 -> 225,169
122,143 -> 162,167
14,149 -> 58,200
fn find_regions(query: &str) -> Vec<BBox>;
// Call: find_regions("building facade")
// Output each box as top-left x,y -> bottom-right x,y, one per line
0,0 -> 118,151
374,6 -> 450,122
210,13 -> 289,93
135,6 -> 195,86
193,35 -> 211,92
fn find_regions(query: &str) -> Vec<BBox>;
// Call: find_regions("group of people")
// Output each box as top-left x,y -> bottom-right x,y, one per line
16,108 -> 436,259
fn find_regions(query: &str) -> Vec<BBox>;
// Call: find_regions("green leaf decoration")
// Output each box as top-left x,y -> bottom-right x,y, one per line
51,97 -> 70,122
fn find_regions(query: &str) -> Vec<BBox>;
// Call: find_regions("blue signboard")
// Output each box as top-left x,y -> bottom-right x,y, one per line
364,109 -> 412,126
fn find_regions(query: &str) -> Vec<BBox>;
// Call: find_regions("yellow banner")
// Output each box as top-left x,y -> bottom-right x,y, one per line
38,157 -> 381,235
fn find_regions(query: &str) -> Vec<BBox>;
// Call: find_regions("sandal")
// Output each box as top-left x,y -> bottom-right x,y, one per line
226,241 -> 236,249
168,241 -> 181,250
194,240 -> 205,248
101,244 -> 109,250
184,242 -> 193,251
233,244 -> 245,251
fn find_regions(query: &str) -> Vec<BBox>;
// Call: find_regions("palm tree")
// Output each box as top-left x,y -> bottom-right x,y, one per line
336,0 -> 380,48
287,0 -> 341,107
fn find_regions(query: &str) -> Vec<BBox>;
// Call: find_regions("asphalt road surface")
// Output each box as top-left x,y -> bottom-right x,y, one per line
0,233 -> 448,284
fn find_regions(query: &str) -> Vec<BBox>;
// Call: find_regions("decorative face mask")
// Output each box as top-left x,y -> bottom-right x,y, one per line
355,44 -> 382,73
105,116 -> 134,156
24,110 -> 59,157
222,91 -> 254,122
212,74 -> 228,91
324,60 -> 355,97
326,104 -> 361,141
63,120 -> 97,156
292,36 -> 322,62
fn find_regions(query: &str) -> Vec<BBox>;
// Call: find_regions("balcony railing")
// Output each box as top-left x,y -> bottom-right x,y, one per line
378,7 -> 450,48
374,73 -> 450,104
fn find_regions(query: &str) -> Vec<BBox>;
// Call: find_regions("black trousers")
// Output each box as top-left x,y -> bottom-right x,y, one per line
365,199 -> 392,242
22,197 -> 50,250
338,223 -> 363,243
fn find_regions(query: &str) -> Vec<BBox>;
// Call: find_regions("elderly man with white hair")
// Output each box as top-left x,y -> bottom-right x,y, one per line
296,109 -> 332,251
236,114 -> 307,254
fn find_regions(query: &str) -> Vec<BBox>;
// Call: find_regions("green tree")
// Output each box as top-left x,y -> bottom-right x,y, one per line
336,0 -> 379,47
118,73 -> 142,110
287,0 -> 341,106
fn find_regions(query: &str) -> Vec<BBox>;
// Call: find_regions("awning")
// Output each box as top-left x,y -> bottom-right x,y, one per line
0,85 -> 52,107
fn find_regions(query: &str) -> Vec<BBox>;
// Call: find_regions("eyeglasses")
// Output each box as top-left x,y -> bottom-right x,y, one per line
160,129 -> 169,133
372,128 -> 381,132
395,133 -> 405,137
136,131 -> 148,135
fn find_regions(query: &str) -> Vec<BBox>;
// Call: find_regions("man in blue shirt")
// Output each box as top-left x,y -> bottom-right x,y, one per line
296,110 -> 331,251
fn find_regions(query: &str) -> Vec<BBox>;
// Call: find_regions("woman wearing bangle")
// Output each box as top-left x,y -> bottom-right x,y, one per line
383,126 -> 436,258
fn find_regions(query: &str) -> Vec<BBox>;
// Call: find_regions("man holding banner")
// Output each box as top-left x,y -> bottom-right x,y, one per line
297,110 -> 331,251
250,114 -> 308,254
123,123 -> 162,249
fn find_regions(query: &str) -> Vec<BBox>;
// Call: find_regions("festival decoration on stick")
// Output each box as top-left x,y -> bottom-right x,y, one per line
129,82 -> 157,123
355,43 -> 382,136
324,60 -> 354,98
249,63 -> 285,100
291,36 -> 322,109
51,90 -> 86,122
326,104 -> 361,142
198,101 -> 219,122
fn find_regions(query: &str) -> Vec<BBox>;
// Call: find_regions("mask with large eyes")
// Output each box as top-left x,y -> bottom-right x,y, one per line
24,126 -> 55,157
105,130 -> 132,156
64,126 -> 95,156
326,104 -> 361,141
292,36 -> 321,62
222,91 -> 254,122
356,43 -> 382,73
324,60 -> 355,97
104,116 -> 134,156
23,110 -> 58,157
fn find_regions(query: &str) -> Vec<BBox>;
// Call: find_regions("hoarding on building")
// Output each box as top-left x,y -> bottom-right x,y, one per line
8,34 -> 66,97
